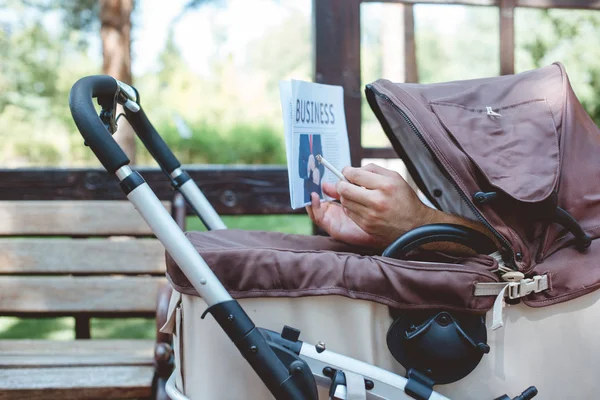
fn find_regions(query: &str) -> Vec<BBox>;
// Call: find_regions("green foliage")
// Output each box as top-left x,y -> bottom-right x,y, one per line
417,6 -> 500,84
141,120 -> 286,165
13,139 -> 62,165
0,317 -> 74,340
516,8 -> 600,126
186,215 -> 312,235
91,318 -> 154,339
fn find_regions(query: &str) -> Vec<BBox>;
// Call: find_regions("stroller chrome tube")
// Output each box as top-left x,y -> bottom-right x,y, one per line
176,177 -> 227,230
122,99 -> 227,231
119,167 -> 232,306
299,342 -> 450,400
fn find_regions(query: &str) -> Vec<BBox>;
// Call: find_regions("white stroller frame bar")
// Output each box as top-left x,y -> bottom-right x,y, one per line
69,75 -> 534,400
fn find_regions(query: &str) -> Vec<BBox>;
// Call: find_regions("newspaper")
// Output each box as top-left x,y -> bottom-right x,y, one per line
279,80 -> 351,209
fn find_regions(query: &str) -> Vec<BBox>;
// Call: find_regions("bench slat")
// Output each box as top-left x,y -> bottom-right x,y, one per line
0,366 -> 154,399
0,201 -> 171,236
0,339 -> 154,367
0,238 -> 165,274
0,276 -> 166,313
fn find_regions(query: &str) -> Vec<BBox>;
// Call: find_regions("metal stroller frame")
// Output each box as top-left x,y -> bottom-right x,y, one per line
69,75 -> 538,400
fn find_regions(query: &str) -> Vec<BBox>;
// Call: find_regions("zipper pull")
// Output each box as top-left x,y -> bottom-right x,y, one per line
486,106 -> 501,117
473,191 -> 498,205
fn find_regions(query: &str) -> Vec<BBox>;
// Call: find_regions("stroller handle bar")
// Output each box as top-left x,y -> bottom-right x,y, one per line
69,75 -> 179,174
69,75 -> 129,174
70,75 -> 226,230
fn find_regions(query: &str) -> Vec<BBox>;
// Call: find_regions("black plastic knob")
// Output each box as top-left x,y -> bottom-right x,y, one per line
281,325 -> 301,342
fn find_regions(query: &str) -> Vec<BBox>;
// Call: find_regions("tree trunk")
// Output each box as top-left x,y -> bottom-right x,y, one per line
99,0 -> 136,163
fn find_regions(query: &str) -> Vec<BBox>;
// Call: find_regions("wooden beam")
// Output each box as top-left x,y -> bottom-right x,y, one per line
0,201 -> 168,236
0,276 -> 166,313
361,0 -> 499,6
362,0 -> 600,8
362,147 -> 399,159
516,0 -> 600,9
0,366 -> 153,399
314,0 -> 362,166
0,339 -> 153,367
499,0 -> 515,75
0,239 -> 164,274
404,4 -> 419,83
0,167 -> 298,215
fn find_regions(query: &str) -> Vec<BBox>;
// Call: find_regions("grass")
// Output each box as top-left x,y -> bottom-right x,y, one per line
0,214 -> 312,340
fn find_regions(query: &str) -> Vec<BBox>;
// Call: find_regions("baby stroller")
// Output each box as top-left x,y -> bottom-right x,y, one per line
69,62 -> 600,399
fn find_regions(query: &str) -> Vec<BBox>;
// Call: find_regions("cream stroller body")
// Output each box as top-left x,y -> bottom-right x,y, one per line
69,63 -> 600,399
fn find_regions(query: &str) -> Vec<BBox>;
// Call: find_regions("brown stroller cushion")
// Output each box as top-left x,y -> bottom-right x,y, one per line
166,229 -> 501,313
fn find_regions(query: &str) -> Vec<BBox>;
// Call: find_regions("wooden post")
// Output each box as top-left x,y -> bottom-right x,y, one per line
499,0 -> 516,75
314,0 -> 362,167
172,192 -> 187,230
404,4 -> 419,83
75,316 -> 91,339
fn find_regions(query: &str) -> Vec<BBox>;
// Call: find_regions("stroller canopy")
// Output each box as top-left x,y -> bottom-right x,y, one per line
366,62 -> 600,307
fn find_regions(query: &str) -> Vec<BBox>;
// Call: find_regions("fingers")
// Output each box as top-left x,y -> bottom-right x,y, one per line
342,167 -> 388,189
310,191 -> 330,223
362,163 -> 399,178
335,181 -> 377,207
339,196 -> 370,216
322,181 -> 339,199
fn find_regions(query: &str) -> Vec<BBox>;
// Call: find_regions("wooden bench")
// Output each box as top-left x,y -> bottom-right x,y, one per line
0,200 -> 180,399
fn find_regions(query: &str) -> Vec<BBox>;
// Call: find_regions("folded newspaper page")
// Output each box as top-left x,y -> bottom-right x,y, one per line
279,80 -> 351,209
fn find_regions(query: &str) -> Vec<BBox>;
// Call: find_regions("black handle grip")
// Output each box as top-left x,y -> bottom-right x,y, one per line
69,75 -> 130,174
124,103 -> 181,174
383,224 -> 497,259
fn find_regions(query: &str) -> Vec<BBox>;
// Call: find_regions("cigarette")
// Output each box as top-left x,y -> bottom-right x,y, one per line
316,154 -> 348,182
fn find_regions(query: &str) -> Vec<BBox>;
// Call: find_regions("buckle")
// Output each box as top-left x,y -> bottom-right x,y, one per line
507,276 -> 543,299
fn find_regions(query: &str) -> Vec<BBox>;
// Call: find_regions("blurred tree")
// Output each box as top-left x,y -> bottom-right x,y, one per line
99,0 -> 136,162
516,8 -> 600,126
2,0 -> 137,162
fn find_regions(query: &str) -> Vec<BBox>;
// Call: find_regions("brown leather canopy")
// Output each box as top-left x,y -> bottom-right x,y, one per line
167,63 -> 600,311
366,62 -> 600,307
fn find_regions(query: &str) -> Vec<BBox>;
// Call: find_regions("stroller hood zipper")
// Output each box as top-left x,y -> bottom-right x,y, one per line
365,84 -> 517,270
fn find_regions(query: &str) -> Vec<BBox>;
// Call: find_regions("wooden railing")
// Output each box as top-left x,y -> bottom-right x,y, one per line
0,167 -> 297,215
314,0 -> 600,166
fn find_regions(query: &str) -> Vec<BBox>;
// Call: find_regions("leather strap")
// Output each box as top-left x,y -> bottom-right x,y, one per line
344,371 -> 366,400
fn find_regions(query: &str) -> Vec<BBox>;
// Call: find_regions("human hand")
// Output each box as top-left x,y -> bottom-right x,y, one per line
329,163 -> 435,246
306,192 -> 386,248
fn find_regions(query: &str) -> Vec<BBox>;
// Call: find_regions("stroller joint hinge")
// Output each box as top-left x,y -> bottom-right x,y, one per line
404,369 -> 434,400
